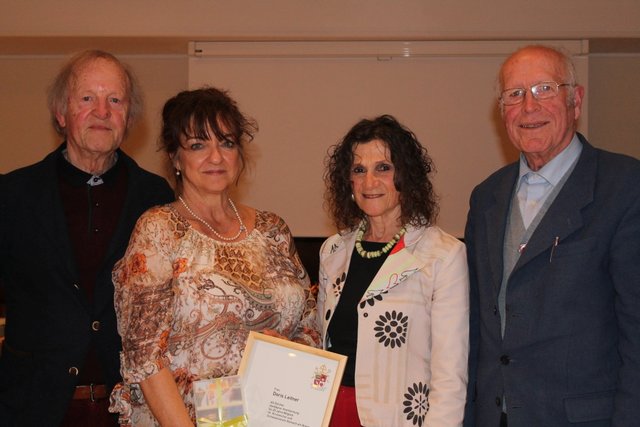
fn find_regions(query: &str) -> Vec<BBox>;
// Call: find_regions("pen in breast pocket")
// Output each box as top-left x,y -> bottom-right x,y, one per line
549,236 -> 559,263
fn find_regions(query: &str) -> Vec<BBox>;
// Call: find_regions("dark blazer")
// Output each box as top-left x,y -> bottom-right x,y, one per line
0,146 -> 174,426
464,135 -> 640,427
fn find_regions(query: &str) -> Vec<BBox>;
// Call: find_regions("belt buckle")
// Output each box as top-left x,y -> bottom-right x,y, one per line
89,383 -> 96,402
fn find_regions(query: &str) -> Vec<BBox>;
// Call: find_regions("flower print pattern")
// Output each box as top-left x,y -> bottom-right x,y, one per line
359,290 -> 387,309
331,272 -> 346,298
110,205 -> 320,425
374,310 -> 408,348
318,224 -> 469,426
172,257 -> 188,277
130,253 -> 147,274
403,382 -> 429,426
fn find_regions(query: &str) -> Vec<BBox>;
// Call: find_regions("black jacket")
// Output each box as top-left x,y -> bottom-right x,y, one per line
0,145 -> 174,426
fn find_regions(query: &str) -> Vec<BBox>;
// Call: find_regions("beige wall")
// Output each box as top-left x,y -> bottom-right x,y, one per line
0,55 -> 187,176
187,40 -> 590,237
1,1 -> 639,236
2,1 -> 639,39
589,53 -> 640,159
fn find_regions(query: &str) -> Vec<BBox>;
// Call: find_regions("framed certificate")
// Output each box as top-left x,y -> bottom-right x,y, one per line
238,332 -> 347,427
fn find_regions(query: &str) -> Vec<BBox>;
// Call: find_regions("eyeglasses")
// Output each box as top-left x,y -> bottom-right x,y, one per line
500,81 -> 573,106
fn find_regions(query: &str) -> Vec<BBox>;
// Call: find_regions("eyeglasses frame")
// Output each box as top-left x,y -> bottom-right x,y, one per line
499,81 -> 574,106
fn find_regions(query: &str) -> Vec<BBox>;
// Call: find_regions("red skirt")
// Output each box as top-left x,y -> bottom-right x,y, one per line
329,385 -> 363,427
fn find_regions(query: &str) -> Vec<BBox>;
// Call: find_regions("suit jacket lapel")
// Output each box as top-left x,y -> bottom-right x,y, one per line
514,140 -> 596,271
321,231 -> 355,316
32,150 -> 86,307
322,227 -> 425,304
38,151 -> 79,283
361,227 -> 424,301
485,165 -> 518,296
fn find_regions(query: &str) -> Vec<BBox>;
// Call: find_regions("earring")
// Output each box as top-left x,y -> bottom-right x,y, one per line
351,193 -> 355,201
175,170 -> 181,177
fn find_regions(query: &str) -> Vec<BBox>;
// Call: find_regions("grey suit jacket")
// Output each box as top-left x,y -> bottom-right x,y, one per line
464,135 -> 640,427
0,145 -> 174,426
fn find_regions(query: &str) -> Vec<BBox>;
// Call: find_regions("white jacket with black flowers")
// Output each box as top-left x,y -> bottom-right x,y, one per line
318,224 -> 469,427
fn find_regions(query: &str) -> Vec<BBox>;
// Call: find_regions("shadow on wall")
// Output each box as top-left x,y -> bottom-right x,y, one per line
293,237 -> 326,284
491,104 -> 520,164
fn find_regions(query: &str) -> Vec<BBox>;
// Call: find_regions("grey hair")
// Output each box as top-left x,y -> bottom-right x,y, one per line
47,50 -> 143,136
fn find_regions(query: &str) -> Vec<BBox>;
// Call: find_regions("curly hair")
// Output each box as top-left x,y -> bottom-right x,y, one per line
324,114 -> 438,231
160,86 -> 257,190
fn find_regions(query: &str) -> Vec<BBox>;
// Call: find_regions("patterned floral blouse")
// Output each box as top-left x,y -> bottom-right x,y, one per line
109,205 -> 319,426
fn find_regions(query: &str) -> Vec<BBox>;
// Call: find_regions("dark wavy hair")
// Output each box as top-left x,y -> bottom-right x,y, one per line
324,114 -> 438,231
160,87 -> 257,190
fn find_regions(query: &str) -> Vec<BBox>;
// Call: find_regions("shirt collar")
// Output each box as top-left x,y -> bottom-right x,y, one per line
518,133 -> 583,187
58,145 -> 122,187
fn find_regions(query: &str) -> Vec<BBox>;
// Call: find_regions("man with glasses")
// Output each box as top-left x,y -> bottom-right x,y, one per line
464,45 -> 640,427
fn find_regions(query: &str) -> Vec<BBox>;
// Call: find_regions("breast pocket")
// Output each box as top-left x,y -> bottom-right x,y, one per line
547,237 -> 599,281
551,237 -> 597,259
564,390 -> 614,423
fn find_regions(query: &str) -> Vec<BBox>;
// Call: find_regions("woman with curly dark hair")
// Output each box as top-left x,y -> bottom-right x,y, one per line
318,115 -> 469,426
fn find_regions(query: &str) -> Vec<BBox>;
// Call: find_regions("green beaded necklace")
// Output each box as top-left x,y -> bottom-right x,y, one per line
354,219 -> 407,259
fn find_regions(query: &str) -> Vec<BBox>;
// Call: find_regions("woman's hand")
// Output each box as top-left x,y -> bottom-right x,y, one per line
262,328 -> 315,346
140,367 -> 194,426
261,328 -> 288,340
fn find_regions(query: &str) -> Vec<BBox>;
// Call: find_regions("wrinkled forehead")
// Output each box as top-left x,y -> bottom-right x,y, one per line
69,58 -> 129,93
500,48 -> 567,88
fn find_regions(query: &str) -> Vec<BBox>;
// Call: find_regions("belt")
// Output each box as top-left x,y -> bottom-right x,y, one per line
72,384 -> 108,401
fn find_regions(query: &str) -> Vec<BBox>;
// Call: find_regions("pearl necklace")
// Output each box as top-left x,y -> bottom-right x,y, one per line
354,220 -> 406,259
179,196 -> 247,241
